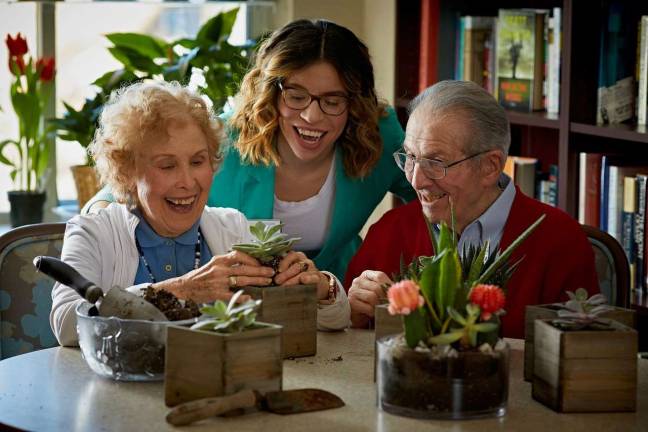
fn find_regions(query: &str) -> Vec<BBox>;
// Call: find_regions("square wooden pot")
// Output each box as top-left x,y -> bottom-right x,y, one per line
532,319 -> 638,413
164,323 -> 282,407
524,303 -> 636,381
241,284 -> 317,358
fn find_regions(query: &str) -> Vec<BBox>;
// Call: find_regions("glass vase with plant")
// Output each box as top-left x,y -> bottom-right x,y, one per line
1,33 -> 55,226
376,212 -> 545,419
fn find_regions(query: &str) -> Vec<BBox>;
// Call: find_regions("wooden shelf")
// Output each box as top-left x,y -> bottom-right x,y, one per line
570,122 -> 648,143
507,111 -> 560,129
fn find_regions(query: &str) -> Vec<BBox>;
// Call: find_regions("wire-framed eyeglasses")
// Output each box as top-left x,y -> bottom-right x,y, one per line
393,150 -> 487,180
278,82 -> 349,116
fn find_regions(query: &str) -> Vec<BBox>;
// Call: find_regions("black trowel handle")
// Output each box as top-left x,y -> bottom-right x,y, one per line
34,256 -> 103,303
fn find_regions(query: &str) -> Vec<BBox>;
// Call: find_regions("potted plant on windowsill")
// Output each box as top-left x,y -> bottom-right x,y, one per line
165,291 -> 283,407
50,8 -> 252,210
231,222 -> 318,358
376,214 -> 544,420
1,33 -> 55,227
532,288 -> 638,413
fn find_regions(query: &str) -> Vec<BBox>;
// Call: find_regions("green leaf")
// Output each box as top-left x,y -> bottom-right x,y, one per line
473,322 -> 498,333
196,8 -> 239,45
108,46 -> 162,74
0,139 -> 20,167
428,330 -> 463,345
403,308 -> 427,349
466,241 -> 489,285
105,32 -> 167,59
435,248 -> 461,320
447,306 -> 467,325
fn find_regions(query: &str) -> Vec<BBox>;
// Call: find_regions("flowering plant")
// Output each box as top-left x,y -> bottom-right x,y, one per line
389,214 -> 545,349
0,33 -> 55,192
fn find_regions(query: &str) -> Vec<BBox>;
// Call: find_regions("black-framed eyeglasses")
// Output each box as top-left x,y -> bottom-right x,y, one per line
278,82 -> 349,116
393,150 -> 487,179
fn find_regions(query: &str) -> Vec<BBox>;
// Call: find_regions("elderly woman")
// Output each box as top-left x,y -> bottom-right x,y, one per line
50,81 -> 350,347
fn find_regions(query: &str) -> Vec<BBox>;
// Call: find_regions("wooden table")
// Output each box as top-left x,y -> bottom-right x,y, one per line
0,330 -> 646,431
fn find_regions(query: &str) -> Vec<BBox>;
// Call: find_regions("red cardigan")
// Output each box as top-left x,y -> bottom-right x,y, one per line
344,187 -> 599,339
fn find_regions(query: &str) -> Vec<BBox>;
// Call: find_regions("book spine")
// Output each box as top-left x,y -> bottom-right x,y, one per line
547,7 -> 561,114
600,156 -> 609,232
585,153 -> 602,227
638,16 -> 648,125
607,165 -> 619,239
636,174 -> 647,290
579,152 -> 586,224
621,176 -> 637,290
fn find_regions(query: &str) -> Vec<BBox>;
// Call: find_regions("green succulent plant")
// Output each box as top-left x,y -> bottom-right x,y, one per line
551,288 -> 614,331
190,290 -> 262,333
231,222 -> 301,271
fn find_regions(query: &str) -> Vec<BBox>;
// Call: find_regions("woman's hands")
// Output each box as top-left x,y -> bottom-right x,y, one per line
273,251 -> 331,301
152,251 -> 275,304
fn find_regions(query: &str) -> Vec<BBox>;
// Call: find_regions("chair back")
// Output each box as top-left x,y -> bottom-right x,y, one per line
581,224 -> 630,308
0,223 -> 65,359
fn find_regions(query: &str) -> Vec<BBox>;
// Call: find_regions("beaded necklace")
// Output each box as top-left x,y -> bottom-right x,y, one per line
135,229 -> 202,283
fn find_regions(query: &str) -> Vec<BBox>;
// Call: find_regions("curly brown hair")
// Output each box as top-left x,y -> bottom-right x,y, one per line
231,19 -> 386,178
90,81 -> 223,205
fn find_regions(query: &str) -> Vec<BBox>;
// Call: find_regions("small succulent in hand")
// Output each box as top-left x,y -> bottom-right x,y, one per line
190,291 -> 262,333
232,222 -> 301,272
551,288 -> 614,331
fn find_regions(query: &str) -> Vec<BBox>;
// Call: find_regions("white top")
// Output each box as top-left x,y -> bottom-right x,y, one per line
50,203 -> 350,347
273,155 -> 336,253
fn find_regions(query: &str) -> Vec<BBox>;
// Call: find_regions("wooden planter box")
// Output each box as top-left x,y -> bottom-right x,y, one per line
532,319 -> 638,413
164,323 -> 282,407
241,284 -> 317,358
524,303 -> 636,381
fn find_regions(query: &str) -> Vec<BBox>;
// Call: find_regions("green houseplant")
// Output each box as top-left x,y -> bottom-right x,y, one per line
165,291 -> 282,407
50,8 -> 252,209
376,213 -> 544,419
1,33 -> 56,227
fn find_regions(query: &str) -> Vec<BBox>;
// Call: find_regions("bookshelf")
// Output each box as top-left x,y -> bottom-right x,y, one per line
394,0 -> 648,217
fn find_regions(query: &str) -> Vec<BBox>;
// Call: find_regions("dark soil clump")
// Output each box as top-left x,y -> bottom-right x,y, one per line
142,286 -> 200,321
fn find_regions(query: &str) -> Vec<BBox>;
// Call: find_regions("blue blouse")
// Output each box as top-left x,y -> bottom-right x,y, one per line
133,214 -> 213,285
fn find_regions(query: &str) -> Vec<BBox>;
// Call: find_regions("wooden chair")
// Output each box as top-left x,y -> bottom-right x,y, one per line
581,225 -> 630,308
0,223 -> 65,359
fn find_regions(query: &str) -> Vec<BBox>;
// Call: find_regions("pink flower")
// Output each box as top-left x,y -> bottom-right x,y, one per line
387,280 -> 425,316
469,284 -> 506,321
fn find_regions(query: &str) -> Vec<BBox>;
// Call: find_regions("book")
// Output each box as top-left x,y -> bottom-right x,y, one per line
547,8 -> 561,114
608,164 -> 648,241
621,176 -> 637,289
463,17 -> 496,88
578,153 -> 603,227
496,9 -> 547,112
636,174 -> 647,290
638,16 -> 648,126
504,156 -> 538,197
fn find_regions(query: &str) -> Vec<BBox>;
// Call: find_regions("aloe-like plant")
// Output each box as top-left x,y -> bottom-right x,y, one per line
190,290 -> 262,333
551,288 -> 614,331
231,222 -> 301,271
50,8 -> 252,165
389,214 -> 545,349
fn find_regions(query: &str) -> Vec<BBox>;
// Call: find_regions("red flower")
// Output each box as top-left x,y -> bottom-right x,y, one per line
388,280 -> 425,316
469,284 -> 506,321
8,55 -> 26,76
36,57 -> 55,82
5,33 -> 28,57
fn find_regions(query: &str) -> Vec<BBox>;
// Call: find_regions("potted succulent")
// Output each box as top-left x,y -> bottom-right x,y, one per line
50,8 -> 252,209
232,222 -> 317,358
165,290 -> 282,407
376,215 -> 544,419
1,33 -> 55,227
532,289 -> 638,413
523,289 -> 635,381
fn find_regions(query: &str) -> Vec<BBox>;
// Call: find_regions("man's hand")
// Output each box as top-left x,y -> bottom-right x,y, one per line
348,270 -> 392,328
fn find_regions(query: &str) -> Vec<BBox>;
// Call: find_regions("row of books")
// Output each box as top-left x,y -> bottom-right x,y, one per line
578,153 -> 648,291
454,8 -> 561,114
504,156 -> 557,207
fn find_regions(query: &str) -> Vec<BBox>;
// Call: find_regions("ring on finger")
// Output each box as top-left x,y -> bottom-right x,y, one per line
228,275 -> 238,288
298,261 -> 309,272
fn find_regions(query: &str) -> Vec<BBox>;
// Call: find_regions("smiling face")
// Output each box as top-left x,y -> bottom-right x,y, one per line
276,61 -> 348,166
133,118 -> 214,237
404,108 -> 503,234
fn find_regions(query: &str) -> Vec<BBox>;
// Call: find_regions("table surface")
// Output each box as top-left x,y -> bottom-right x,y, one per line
0,330 -> 646,432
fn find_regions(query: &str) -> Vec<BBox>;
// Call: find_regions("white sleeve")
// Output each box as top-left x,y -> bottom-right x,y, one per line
316,272 -> 351,331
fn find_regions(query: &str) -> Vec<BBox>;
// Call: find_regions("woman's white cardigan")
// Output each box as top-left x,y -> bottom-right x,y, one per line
50,204 -> 350,346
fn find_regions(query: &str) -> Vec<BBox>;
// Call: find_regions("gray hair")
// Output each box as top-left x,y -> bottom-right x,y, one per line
408,80 -> 510,157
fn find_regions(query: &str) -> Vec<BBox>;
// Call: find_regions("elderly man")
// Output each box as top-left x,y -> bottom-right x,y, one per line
345,80 -> 598,338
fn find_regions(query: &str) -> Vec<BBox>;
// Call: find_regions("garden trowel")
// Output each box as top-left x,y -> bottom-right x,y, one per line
33,255 -> 167,321
166,388 -> 345,426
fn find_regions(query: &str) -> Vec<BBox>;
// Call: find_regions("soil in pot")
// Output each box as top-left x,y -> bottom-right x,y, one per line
142,286 -> 200,321
377,334 -> 509,419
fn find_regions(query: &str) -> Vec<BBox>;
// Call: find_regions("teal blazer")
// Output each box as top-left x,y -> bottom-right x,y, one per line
208,107 -> 416,282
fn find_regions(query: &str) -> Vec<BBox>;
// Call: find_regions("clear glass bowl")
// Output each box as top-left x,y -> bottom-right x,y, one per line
75,302 -> 196,381
377,334 -> 509,419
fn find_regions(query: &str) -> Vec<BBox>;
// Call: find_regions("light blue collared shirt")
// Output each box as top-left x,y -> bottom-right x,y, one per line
133,213 -> 213,284
435,174 -> 515,257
